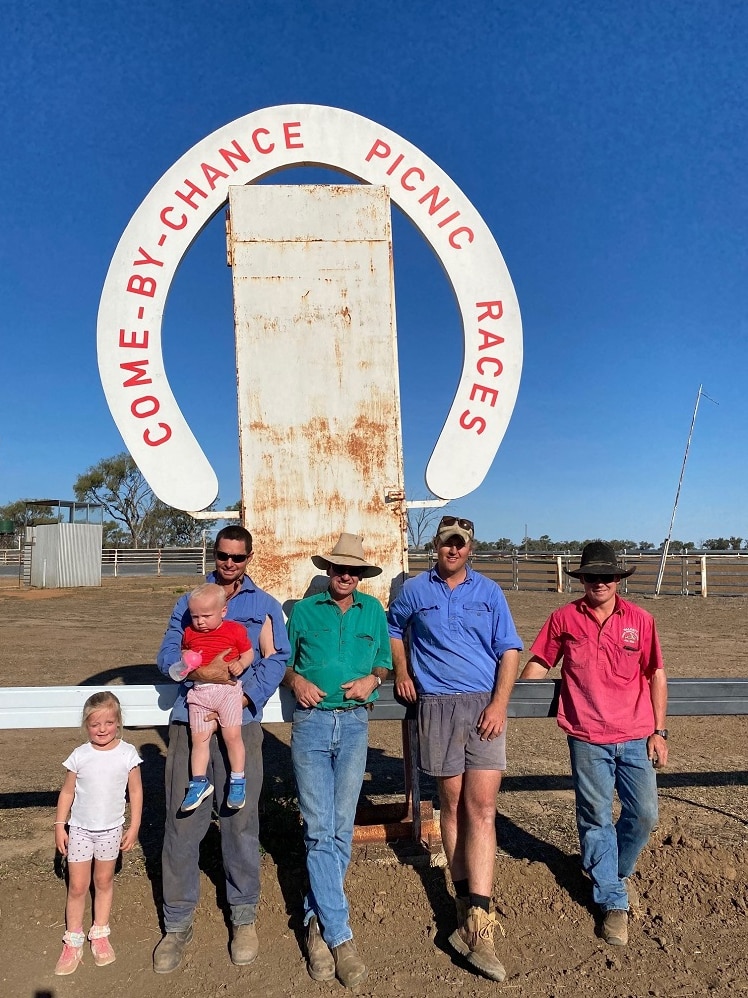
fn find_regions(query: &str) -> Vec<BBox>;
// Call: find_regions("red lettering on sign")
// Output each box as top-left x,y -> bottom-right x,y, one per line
365,139 -> 391,162
401,167 -> 425,191
418,187 -> 450,215
459,410 -> 486,434
386,154 -> 405,176
476,301 -> 503,321
477,356 -> 503,377
478,328 -> 505,350
131,396 -> 160,418
449,226 -> 474,249
120,360 -> 151,388
252,128 -> 274,154
133,246 -> 164,268
219,140 -> 251,171
469,384 -> 499,407
144,423 -> 172,446
362,139 -> 473,249
175,180 -> 208,210
201,162 -> 230,190
119,329 -> 149,349
283,122 -> 303,149
160,206 -> 188,230
127,275 -> 157,297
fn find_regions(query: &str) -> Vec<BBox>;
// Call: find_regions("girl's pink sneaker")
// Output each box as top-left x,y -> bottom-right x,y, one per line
54,931 -> 85,975
89,924 -> 116,966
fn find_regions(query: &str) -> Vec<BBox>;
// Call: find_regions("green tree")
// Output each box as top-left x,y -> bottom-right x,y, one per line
729,536 -> 743,551
0,499 -> 58,548
74,453 -> 217,548
703,537 -> 730,551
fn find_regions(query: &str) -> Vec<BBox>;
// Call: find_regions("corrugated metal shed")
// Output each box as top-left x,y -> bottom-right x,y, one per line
30,523 -> 103,588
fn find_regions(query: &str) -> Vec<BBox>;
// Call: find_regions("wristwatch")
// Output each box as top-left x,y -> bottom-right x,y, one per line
653,729 -> 668,740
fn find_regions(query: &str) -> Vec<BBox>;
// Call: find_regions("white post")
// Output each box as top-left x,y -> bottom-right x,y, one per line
701,555 -> 708,598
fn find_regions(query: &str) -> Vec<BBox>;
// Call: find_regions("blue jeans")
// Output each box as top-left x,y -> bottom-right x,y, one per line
161,721 -> 263,931
291,706 -> 369,948
568,736 -> 658,912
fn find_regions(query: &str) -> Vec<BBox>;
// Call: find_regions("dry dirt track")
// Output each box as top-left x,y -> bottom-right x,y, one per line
0,577 -> 746,998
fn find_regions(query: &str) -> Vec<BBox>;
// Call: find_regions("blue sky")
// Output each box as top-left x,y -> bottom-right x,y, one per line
1,0 -> 746,546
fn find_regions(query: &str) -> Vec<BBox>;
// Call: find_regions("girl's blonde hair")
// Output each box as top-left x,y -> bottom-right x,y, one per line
81,691 -> 123,737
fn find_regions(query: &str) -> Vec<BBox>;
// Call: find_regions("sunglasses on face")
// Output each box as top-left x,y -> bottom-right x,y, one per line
330,565 -> 361,577
215,551 -> 249,563
438,516 -> 475,534
582,574 -> 616,585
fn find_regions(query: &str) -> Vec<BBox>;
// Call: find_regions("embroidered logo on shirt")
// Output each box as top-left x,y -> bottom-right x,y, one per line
622,627 -> 639,650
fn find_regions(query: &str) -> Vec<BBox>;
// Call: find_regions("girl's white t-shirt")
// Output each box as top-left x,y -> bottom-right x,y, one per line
63,740 -> 142,830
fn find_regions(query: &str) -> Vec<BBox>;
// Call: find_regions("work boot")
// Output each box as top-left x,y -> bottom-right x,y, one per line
448,906 -> 506,982
602,909 -> 628,946
153,925 -> 194,973
230,922 -> 258,965
624,876 -> 641,916
332,939 -> 367,988
455,896 -> 469,932
305,915 -> 335,982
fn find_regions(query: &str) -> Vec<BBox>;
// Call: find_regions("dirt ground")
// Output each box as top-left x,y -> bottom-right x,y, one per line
0,577 -> 746,998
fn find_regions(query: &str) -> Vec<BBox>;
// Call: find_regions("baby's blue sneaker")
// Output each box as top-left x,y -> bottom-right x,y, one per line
227,777 -> 246,810
181,778 -> 214,812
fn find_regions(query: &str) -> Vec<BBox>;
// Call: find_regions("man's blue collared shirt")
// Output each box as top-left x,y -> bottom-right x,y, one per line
387,565 -> 523,694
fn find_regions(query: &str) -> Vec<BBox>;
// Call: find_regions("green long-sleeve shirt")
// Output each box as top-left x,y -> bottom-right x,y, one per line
287,589 -> 392,709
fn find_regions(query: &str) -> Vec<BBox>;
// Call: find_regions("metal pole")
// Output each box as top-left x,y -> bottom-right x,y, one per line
655,386 -> 717,595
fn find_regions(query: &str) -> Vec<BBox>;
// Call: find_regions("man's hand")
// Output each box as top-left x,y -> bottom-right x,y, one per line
341,676 -> 378,702
393,674 -> 417,703
191,649 -> 235,684
647,732 -> 669,769
477,700 -> 507,741
288,673 -> 327,708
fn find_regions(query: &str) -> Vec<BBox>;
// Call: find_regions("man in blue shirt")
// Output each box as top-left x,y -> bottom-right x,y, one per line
153,525 -> 290,973
388,515 -> 522,983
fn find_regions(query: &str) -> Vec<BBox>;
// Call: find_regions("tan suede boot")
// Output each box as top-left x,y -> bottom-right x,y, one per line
332,939 -> 367,988
448,906 -> 506,982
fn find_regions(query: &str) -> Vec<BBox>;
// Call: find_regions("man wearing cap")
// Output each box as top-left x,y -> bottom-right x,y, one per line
387,515 -> 522,983
282,533 -> 391,989
520,540 -> 669,947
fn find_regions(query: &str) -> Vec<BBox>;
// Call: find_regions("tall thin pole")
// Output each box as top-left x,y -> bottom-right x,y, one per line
655,385 -> 717,595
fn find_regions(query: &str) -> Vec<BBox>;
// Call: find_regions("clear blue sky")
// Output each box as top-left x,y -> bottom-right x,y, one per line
1,0 -> 746,546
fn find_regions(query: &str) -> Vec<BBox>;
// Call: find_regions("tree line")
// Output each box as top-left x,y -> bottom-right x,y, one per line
1,453 -> 743,554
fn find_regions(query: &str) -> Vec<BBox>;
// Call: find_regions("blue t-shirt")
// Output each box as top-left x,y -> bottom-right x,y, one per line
387,566 -> 523,694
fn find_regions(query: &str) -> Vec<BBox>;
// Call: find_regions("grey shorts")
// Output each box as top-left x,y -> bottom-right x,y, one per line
417,692 -> 507,777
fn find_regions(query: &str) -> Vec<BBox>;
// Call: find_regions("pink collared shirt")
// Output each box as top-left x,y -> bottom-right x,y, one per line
529,596 -> 664,744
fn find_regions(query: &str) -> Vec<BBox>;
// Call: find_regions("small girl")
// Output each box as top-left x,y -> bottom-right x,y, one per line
53,691 -> 143,975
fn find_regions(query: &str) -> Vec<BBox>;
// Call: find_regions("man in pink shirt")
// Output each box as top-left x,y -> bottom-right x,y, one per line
520,541 -> 669,948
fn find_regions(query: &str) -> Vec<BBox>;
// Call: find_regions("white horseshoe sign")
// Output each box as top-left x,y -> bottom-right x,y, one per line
97,104 -> 522,511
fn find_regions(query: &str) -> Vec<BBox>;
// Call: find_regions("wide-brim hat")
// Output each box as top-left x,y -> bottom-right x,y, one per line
565,540 -> 636,579
311,532 -> 382,578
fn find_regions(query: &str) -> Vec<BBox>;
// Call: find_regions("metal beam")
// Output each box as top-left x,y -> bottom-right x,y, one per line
1,678 -> 746,730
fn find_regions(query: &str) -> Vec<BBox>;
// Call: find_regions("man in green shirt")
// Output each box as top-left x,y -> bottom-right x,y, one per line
283,534 -> 391,989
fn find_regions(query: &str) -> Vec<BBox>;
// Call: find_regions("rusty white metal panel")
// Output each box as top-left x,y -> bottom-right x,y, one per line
30,523 -> 102,588
228,184 -> 406,605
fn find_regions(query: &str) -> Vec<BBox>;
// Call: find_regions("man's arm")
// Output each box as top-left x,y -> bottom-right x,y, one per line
477,648 -> 520,740
241,601 -> 291,715
519,656 -> 553,679
647,668 -> 669,769
390,636 -> 417,703
156,594 -> 191,677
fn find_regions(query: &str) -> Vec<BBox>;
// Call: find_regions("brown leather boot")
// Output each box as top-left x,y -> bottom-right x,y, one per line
332,939 -> 367,988
305,916 -> 335,982
153,925 -> 194,974
602,909 -> 628,946
230,922 -> 258,965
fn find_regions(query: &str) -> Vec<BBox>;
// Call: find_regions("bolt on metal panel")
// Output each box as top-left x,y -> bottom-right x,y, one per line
227,184 -> 407,604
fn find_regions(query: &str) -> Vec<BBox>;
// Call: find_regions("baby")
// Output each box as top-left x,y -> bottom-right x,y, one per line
179,583 -> 254,811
